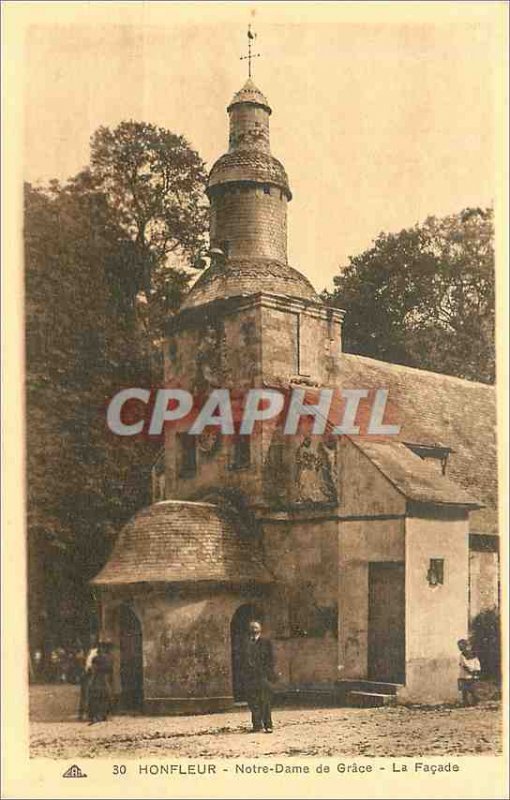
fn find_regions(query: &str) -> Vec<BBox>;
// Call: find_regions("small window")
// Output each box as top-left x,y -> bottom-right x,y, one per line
230,435 -> 251,470
405,443 -> 452,475
263,185 -> 271,195
427,558 -> 444,586
178,433 -> 197,479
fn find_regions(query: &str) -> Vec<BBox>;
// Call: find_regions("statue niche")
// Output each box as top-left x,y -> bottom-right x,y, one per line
293,436 -> 337,506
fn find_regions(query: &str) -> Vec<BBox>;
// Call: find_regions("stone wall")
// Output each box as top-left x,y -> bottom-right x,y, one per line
262,517 -> 340,686
102,585 -> 272,714
469,539 -> 499,619
338,518 -> 405,679
402,512 -> 469,703
338,437 -> 406,517
260,304 -> 342,385
166,306 -> 263,392
164,306 -> 263,502
259,306 -> 298,380
274,636 -> 338,685
164,297 -> 342,506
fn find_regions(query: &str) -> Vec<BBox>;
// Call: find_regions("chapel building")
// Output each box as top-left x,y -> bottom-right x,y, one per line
93,78 -> 499,712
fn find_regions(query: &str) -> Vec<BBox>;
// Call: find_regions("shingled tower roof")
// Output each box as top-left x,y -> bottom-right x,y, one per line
183,258 -> 319,308
227,78 -> 271,113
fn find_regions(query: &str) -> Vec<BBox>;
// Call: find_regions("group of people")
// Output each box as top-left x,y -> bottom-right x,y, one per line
241,626 -> 484,730
34,625 -> 482,730
32,639 -> 115,723
32,646 -> 87,684
241,627 -> 484,735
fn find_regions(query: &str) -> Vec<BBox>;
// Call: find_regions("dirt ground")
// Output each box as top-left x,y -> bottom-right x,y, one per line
29,685 -> 502,759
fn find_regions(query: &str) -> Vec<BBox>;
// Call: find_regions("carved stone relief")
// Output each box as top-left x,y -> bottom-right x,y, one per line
294,436 -> 337,505
193,322 -> 227,393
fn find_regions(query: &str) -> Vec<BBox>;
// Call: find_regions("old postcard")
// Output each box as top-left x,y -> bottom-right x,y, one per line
2,1 -> 508,798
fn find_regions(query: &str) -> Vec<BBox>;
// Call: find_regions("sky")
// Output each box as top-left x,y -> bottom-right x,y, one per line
22,3 -> 499,292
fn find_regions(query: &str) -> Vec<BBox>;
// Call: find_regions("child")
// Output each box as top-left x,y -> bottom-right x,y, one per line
457,639 -> 481,706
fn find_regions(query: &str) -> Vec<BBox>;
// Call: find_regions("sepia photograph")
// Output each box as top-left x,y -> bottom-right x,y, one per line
2,1 -> 508,798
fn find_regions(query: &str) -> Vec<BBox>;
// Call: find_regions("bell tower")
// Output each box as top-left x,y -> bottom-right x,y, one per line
164,46 -> 344,503
182,67 -> 318,309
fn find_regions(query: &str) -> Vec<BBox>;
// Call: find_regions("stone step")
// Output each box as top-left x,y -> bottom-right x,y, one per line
347,690 -> 397,708
337,680 -> 402,696
275,684 -> 342,707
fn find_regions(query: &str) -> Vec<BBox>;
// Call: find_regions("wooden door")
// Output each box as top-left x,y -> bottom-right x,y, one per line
368,562 -> 405,683
119,605 -> 143,710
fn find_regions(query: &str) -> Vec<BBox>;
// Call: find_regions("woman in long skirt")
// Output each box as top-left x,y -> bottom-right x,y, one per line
88,644 -> 113,723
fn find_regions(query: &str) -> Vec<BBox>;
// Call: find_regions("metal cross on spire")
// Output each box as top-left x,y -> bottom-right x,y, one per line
240,24 -> 260,79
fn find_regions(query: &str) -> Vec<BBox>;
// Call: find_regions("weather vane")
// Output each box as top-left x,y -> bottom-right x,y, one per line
240,24 -> 260,79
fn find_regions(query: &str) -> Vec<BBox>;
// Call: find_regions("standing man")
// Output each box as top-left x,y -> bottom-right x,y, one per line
241,620 -> 277,733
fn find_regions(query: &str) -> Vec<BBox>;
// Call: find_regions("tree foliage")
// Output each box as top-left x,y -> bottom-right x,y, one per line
25,177 -> 155,649
471,608 -> 501,680
90,121 -> 208,337
25,121 -> 208,652
325,208 -> 495,383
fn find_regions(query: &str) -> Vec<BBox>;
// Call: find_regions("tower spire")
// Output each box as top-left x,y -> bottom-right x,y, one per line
182,66 -> 321,308
240,24 -> 260,79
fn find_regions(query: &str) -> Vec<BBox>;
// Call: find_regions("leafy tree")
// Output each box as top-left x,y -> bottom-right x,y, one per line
325,208 -> 495,383
90,121 -> 208,338
25,177 -> 154,655
471,608 -> 501,681
25,121 -> 209,656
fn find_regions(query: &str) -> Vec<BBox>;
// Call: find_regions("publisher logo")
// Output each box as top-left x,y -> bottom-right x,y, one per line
62,764 -> 87,778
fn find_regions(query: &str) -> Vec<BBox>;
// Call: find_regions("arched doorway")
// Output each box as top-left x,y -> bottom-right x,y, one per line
119,604 -> 143,710
230,603 -> 264,701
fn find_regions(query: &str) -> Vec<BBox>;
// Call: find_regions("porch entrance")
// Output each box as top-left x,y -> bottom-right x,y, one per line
119,604 -> 143,710
368,562 -> 405,683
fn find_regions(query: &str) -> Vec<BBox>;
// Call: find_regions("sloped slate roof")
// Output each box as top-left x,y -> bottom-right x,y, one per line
207,150 -> 291,198
353,438 -> 481,508
92,501 -> 272,586
227,79 -> 271,112
182,258 -> 320,309
338,353 -> 497,532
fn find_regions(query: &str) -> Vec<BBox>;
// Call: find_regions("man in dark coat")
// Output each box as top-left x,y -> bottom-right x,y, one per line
241,620 -> 276,733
